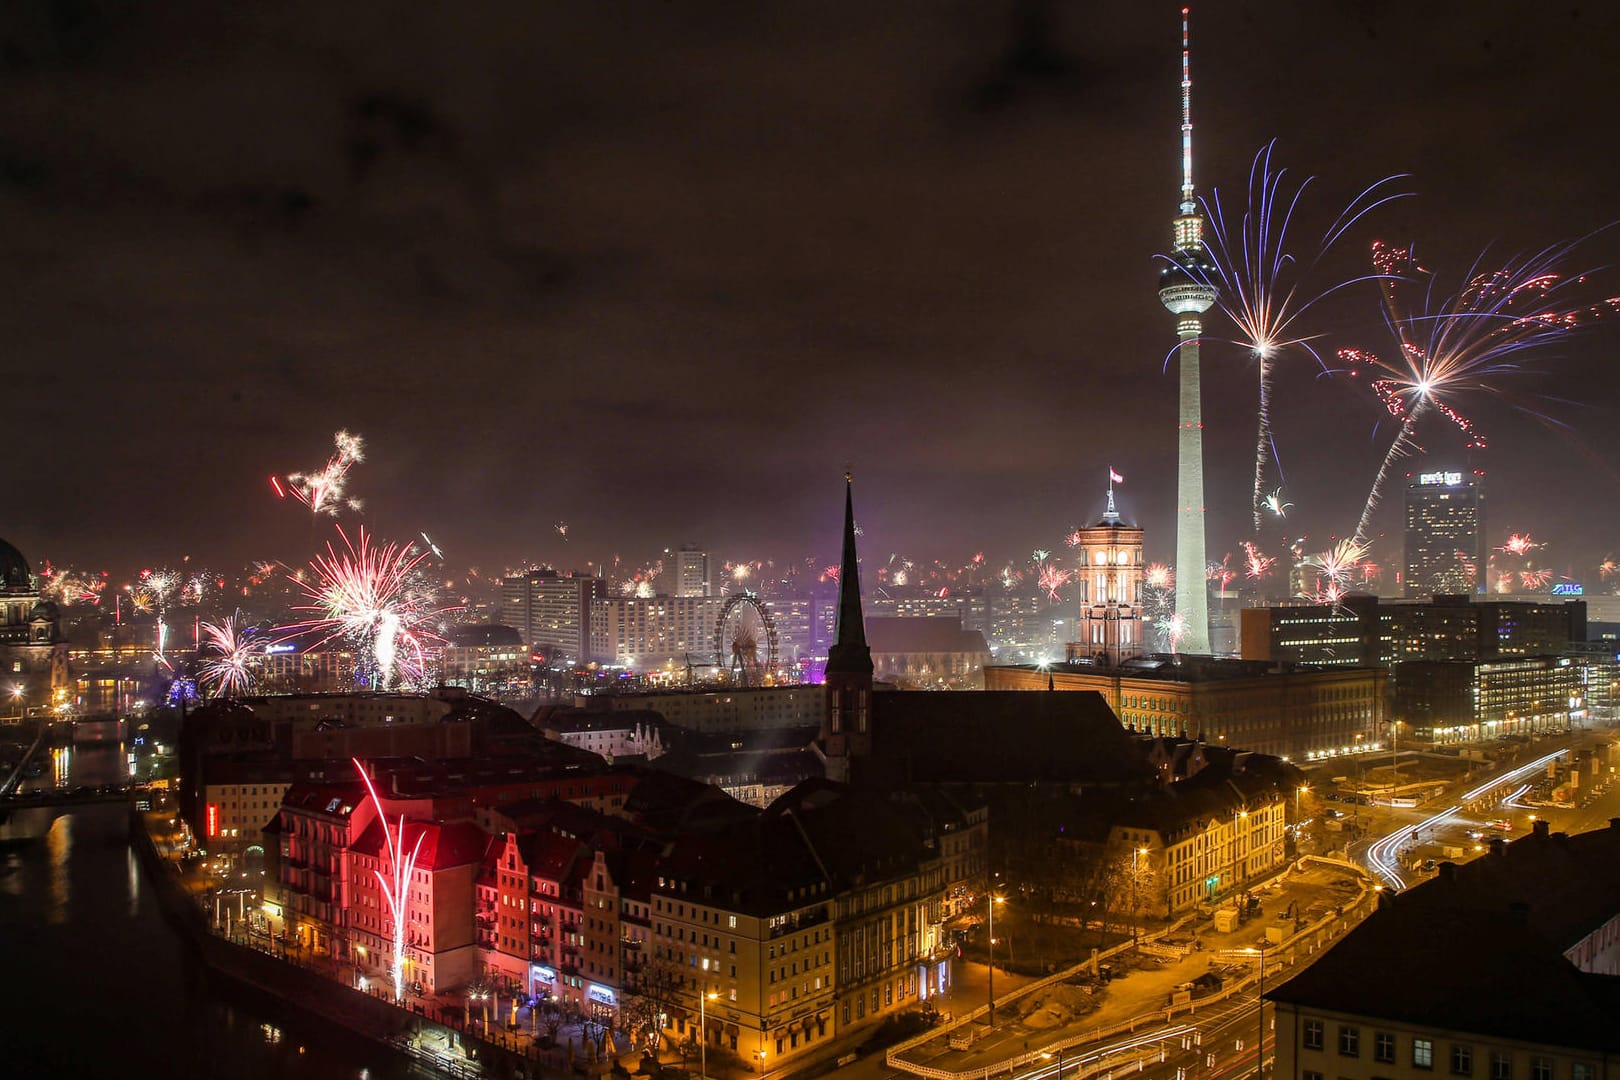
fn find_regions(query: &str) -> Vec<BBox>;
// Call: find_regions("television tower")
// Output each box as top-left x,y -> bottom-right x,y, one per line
1158,6 -> 1218,655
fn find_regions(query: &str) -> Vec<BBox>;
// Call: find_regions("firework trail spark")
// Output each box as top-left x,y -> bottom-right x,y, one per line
1263,489 -> 1292,519
1190,144 -> 1409,532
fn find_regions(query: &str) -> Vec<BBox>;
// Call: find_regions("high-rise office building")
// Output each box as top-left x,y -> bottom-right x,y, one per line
670,544 -> 710,598
588,594 -> 726,670
1404,470 -> 1485,597
500,569 -> 607,663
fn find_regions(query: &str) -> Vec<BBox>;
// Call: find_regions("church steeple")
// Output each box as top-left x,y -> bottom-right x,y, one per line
827,470 -> 871,676
821,470 -> 872,781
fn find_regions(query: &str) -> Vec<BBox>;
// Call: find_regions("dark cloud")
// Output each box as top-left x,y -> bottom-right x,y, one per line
5,0 -> 1619,578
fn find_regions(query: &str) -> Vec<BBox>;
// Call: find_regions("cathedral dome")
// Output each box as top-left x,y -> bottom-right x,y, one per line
0,538 -> 31,592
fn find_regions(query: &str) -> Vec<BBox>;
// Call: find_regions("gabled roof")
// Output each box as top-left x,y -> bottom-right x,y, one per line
515,828 -> 592,883
620,769 -> 755,833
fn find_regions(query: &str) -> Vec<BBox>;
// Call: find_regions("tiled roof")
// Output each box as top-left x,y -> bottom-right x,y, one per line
864,689 -> 1153,785
352,818 -> 492,871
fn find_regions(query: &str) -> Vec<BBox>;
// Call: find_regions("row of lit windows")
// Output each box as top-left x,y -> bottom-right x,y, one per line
1302,1021 -> 1588,1080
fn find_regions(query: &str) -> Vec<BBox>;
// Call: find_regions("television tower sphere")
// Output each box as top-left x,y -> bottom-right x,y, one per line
1158,246 -> 1217,316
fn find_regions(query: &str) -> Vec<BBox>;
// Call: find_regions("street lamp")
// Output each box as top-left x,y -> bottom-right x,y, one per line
755,1048 -> 768,1074
1229,810 -> 1248,899
1249,944 -> 1268,1080
987,892 -> 1005,1027
1131,848 -> 1149,944
1390,719 -> 1403,807
1043,1048 -> 1066,1080
699,989 -> 718,1080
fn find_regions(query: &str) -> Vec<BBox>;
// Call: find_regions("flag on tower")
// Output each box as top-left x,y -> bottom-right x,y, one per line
1110,468 -> 1124,484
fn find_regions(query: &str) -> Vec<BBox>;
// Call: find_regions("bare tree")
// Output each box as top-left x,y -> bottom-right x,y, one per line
621,956 -> 685,1053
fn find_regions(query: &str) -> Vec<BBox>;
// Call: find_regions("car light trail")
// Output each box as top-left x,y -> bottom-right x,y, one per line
1366,748 -> 1567,889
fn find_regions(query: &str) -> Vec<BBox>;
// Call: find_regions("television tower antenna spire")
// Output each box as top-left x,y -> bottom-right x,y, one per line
1180,6 -> 1197,216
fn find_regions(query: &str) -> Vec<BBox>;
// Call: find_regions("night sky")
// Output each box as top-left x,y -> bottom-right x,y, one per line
7,2 -> 1619,580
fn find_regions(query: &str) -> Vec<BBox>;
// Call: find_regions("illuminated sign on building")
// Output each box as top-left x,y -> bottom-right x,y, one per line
265,643 -> 298,655
206,803 -> 219,837
586,984 -> 617,1006
1552,583 -> 1584,596
531,964 -> 556,985
1418,471 -> 1464,486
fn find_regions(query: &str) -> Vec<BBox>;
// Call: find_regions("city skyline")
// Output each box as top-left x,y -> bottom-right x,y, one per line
7,2 -> 1620,578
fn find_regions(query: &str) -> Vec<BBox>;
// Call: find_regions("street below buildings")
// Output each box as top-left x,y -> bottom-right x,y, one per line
863,861 -> 1368,1080
1349,727 -> 1619,890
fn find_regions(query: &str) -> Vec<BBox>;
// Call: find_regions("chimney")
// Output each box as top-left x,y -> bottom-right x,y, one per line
1533,819 -> 1550,839
1610,817 -> 1620,831
1489,838 -> 1506,857
1553,831 -> 1569,845
1437,861 -> 1458,881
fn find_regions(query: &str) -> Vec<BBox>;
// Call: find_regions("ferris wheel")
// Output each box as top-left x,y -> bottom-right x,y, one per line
714,592 -> 779,687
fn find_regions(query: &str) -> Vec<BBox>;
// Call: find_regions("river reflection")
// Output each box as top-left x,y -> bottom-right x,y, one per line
0,801 -> 433,1079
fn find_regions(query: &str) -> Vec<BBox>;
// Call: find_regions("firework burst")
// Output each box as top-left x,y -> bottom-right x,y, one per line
1497,533 -> 1541,557
1347,239 -> 1619,544
1298,537 -> 1369,607
1263,489 -> 1293,519
1189,143 -> 1409,532
279,527 -> 455,690
1142,563 -> 1179,651
39,565 -> 108,606
277,429 -> 365,517
1037,562 -> 1072,603
198,613 -> 263,697
1242,541 -> 1277,580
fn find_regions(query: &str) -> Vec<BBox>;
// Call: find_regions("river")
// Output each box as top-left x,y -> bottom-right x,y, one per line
0,738 -> 434,1079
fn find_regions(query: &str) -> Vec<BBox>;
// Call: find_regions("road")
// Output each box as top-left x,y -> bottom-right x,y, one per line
1357,728 -> 1620,890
